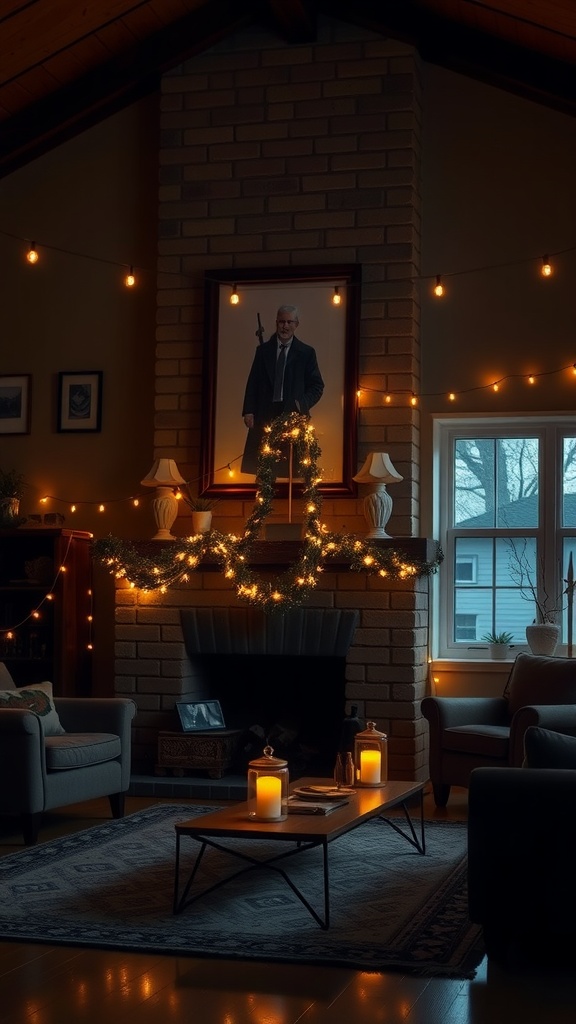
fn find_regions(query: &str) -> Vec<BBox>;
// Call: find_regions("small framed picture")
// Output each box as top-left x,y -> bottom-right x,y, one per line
0,374 -> 31,434
176,699 -> 226,733
58,371 -> 102,433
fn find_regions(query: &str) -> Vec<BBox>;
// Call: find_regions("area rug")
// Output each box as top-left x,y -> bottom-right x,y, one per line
0,804 -> 483,978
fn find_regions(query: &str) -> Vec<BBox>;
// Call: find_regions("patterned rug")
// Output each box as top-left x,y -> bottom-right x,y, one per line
0,804 -> 483,978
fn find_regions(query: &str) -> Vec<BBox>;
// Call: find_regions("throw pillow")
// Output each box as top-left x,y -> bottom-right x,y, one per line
524,726 -> 576,769
0,680 -> 65,736
503,652 -> 576,717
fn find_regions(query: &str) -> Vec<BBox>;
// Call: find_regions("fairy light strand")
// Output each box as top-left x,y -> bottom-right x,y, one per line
92,413 -> 443,612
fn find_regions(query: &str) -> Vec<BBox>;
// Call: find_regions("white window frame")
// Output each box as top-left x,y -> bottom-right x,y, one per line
432,414 -> 576,661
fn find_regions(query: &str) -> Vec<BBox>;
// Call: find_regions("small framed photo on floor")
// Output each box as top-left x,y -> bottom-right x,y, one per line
58,371 -> 103,432
0,374 -> 31,434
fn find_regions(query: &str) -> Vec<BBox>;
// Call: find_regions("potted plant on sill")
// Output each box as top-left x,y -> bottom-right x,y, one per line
0,468 -> 25,527
181,492 -> 220,534
481,631 -> 514,660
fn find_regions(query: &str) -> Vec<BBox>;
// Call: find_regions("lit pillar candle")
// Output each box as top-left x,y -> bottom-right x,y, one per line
256,775 -> 282,819
360,749 -> 381,785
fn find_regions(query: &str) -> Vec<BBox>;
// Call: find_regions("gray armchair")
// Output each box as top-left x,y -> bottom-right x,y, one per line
421,652 -> 576,806
0,682 -> 136,844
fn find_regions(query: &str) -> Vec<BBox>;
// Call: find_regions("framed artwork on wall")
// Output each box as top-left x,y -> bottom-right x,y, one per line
0,374 -> 31,434
201,264 -> 361,498
58,371 -> 103,433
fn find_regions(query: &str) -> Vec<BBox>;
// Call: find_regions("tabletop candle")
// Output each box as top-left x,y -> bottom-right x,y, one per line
256,775 -> 282,819
360,749 -> 381,785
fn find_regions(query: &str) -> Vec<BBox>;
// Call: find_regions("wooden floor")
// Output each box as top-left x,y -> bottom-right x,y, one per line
1,787 -> 575,1024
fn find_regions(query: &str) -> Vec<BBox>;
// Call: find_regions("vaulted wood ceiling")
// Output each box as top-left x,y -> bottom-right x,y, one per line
2,0 -> 576,179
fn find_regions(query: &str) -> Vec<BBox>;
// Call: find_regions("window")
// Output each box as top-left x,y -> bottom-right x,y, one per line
433,416 -> 576,659
454,614 -> 477,641
455,555 -> 477,584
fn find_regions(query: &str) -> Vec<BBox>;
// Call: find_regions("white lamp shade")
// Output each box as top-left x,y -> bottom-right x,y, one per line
353,452 -> 403,485
141,459 -> 186,488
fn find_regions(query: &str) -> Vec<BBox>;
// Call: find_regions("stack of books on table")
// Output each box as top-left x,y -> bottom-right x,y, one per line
287,785 -> 355,815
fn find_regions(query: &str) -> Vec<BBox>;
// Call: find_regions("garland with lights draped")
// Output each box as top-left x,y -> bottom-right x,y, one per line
92,414 -> 442,612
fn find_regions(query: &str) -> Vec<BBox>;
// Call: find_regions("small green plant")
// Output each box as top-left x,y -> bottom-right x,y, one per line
481,631 -> 514,645
181,492 -> 220,512
0,468 -> 25,499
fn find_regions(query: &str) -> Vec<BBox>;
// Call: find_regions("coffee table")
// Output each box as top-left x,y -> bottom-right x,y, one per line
173,777 -> 426,928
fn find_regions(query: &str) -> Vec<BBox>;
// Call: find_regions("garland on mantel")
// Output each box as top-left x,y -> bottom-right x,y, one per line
93,413 -> 443,612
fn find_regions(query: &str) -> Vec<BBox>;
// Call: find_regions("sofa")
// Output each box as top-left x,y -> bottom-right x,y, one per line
0,664 -> 136,844
468,725 -> 576,968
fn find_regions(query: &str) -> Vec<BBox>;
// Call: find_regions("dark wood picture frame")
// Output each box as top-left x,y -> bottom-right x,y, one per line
0,374 -> 31,434
201,264 -> 360,498
57,371 -> 103,433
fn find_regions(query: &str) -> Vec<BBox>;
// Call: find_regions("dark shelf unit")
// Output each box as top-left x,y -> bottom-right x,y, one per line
0,528 -> 93,695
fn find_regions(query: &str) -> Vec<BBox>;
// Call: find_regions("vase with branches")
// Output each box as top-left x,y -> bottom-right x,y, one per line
506,538 -> 565,655
506,538 -> 563,624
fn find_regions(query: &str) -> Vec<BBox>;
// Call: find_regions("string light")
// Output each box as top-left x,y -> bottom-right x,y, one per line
357,361 -> 576,405
26,242 -> 39,264
124,265 -> 136,287
0,534 -> 93,654
332,285 -> 341,305
4,223 -> 576,295
541,254 -> 552,277
93,412 -> 442,611
230,284 -> 239,305
433,274 -> 444,297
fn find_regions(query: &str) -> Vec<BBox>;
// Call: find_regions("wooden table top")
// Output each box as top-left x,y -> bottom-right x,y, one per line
174,777 -> 425,842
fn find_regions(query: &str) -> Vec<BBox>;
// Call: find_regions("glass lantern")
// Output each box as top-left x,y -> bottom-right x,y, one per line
354,722 -> 388,786
247,745 -> 289,821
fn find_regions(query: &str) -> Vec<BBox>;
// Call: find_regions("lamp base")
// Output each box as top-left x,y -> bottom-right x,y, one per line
150,488 -> 179,541
362,487 -> 393,539
365,526 -> 393,540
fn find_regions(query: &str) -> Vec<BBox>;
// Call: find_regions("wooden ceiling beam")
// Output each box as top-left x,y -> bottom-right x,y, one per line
320,0 -> 576,117
0,0 -> 257,178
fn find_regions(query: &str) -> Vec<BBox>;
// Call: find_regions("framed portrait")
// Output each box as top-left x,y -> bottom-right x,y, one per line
58,371 -> 102,433
0,374 -> 31,434
201,264 -> 361,498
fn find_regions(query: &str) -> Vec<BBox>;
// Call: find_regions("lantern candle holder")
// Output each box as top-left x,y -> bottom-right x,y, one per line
354,722 -> 388,787
247,745 -> 289,821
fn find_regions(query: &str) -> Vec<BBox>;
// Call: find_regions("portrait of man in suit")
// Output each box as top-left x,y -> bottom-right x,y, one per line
241,304 -> 325,476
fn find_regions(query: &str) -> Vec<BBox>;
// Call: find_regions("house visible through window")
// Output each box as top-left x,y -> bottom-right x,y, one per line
433,417 -> 576,660
454,614 -> 477,641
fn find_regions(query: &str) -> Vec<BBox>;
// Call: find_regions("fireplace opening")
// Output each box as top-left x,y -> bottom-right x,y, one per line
183,652 -> 347,776
178,607 -> 360,778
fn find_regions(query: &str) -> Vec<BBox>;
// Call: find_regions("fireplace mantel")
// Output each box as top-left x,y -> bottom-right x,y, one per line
131,537 -> 438,571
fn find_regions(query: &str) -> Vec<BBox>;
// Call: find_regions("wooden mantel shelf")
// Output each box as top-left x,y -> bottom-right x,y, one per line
128,536 -> 438,571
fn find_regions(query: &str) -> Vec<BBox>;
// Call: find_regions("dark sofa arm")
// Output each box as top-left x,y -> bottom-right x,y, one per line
0,709 -> 45,812
468,767 -> 576,958
421,696 -> 509,731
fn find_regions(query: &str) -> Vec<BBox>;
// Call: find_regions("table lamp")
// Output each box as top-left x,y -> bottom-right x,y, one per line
352,452 -> 403,539
140,458 -> 186,540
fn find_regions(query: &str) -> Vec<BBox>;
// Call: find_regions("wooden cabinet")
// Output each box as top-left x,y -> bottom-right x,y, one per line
0,529 -> 93,695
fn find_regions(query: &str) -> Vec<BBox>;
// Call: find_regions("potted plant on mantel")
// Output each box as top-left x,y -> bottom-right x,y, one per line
181,492 -> 220,534
481,630 -> 514,660
506,539 -> 563,656
0,468 -> 25,527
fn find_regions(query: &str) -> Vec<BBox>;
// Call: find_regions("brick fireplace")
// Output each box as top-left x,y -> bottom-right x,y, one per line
114,539 -> 433,779
117,22 -> 432,786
